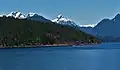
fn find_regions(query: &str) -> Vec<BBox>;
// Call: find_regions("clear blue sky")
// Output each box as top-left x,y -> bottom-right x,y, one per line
0,0 -> 120,25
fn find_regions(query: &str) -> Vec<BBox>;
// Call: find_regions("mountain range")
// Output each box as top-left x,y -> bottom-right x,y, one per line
51,12 -> 120,42
0,11 -> 94,27
0,11 -> 87,27
1,11 -> 120,42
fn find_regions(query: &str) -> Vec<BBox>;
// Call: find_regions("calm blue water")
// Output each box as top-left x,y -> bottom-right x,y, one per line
0,43 -> 120,70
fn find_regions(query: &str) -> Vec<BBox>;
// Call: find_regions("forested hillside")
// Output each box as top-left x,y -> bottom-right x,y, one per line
0,16 -> 100,47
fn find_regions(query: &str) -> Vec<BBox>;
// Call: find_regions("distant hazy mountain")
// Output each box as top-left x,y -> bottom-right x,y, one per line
79,24 -> 97,35
78,13 -> 120,42
94,14 -> 120,37
80,27 -> 95,35
77,13 -> 120,42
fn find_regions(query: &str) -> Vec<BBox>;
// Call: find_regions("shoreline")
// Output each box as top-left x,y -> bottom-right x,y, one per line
0,43 -> 100,49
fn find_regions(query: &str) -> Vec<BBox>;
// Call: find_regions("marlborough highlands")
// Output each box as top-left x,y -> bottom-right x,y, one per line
0,11 -> 101,48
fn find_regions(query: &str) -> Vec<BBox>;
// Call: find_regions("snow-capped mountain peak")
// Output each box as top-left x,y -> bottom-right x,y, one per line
52,14 -> 79,27
52,14 -> 73,22
4,11 -> 40,18
52,14 -> 77,27
6,11 -> 26,19
56,14 -> 73,21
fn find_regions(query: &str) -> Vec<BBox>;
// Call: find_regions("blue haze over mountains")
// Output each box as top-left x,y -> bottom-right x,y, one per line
80,13 -> 120,42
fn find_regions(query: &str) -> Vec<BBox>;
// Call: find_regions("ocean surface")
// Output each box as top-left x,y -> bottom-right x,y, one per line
0,43 -> 120,70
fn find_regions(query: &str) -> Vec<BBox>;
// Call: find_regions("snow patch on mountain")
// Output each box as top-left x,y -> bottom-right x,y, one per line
80,24 -> 97,27
6,11 -> 26,19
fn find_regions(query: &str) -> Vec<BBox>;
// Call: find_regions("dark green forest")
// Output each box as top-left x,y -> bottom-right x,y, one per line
0,16 -> 100,47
